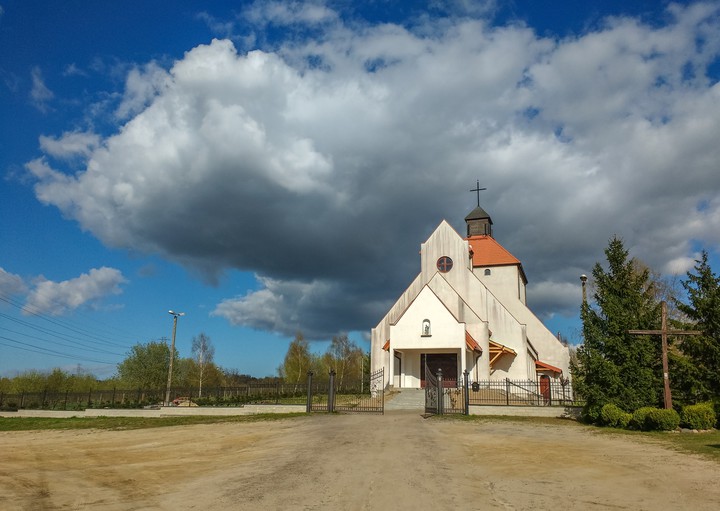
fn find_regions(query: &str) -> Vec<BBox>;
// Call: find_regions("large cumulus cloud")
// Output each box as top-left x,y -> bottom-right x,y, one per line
25,3 -> 720,338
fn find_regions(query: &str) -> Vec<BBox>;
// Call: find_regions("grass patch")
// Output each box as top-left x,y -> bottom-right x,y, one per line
0,413 -> 308,432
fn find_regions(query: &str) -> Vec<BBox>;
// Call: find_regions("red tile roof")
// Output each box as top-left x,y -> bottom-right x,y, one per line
535,360 -> 563,376
465,331 -> 482,353
466,235 -> 520,267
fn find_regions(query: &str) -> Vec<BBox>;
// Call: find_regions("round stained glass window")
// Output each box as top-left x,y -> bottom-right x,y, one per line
437,256 -> 453,273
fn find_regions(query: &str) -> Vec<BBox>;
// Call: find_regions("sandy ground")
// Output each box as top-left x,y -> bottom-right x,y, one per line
1,412 -> 719,510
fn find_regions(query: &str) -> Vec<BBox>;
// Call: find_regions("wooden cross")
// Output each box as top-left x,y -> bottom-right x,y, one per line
470,180 -> 486,207
628,301 -> 702,409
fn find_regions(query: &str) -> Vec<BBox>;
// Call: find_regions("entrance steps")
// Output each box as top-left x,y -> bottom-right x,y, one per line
384,388 -> 425,410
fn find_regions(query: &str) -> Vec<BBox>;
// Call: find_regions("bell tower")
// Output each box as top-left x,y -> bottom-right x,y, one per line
465,206 -> 493,237
466,180 -> 493,237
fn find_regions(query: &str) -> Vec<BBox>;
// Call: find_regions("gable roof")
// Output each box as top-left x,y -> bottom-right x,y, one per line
466,235 -> 520,266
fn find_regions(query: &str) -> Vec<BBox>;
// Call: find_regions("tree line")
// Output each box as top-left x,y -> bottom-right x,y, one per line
1,331 -> 369,396
0,333 -> 276,396
573,237 -> 720,423
279,332 -> 369,389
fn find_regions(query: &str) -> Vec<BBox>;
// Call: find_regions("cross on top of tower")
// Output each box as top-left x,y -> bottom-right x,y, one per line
470,180 -> 486,207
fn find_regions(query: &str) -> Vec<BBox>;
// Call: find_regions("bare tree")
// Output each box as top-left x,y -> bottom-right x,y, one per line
191,333 -> 215,397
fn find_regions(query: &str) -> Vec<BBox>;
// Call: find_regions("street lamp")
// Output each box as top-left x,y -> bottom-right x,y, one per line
165,310 -> 185,406
580,274 -> 588,305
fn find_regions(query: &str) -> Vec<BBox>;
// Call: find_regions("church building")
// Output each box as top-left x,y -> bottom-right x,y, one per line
370,205 -> 570,388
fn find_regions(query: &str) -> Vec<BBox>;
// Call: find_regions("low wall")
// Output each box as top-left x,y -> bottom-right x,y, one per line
0,404 -> 306,419
469,405 -> 582,419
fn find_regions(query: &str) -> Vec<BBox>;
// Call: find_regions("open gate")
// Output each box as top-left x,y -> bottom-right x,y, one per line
306,368 -> 384,414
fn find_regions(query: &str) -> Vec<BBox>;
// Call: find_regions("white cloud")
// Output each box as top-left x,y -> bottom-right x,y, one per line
39,131 -> 101,160
115,62 -> 171,119
244,1 -> 339,27
25,3 -> 720,337
0,267 -> 27,297
30,66 -> 54,112
24,267 -> 127,316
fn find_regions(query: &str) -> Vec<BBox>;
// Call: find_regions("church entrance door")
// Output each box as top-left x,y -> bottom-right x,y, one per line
420,353 -> 457,388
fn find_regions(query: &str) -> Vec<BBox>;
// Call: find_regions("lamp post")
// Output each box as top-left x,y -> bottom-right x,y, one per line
165,310 -> 184,406
580,274 -> 587,304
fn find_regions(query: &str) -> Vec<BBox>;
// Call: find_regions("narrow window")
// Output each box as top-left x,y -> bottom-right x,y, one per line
422,319 -> 431,336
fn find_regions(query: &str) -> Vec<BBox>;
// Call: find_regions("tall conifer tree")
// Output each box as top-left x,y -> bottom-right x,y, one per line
676,251 -> 720,400
572,237 -> 662,420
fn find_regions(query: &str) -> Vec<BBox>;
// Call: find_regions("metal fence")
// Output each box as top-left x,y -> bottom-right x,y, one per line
0,371 -> 386,412
467,378 -> 581,407
0,383 -> 307,410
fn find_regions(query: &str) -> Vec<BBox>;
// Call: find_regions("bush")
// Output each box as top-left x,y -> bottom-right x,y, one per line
581,403 -> 603,424
681,403 -> 716,430
644,408 -> 680,431
600,403 -> 629,428
630,407 -> 656,430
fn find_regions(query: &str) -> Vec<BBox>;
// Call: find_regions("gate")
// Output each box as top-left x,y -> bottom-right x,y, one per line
306,368 -> 384,414
424,364 -> 439,414
425,366 -> 469,415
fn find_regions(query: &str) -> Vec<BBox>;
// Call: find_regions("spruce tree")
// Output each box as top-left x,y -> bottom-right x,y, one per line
676,251 -> 720,400
572,237 -> 662,420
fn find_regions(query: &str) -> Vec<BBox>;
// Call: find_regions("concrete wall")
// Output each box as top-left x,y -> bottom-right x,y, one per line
469,405 -> 582,419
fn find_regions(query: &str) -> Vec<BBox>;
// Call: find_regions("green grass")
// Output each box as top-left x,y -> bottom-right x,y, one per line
0,413 -> 308,432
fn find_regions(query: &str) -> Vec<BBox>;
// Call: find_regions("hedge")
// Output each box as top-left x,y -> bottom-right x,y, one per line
599,403 -> 631,428
644,408 -> 680,431
681,403 -> 716,430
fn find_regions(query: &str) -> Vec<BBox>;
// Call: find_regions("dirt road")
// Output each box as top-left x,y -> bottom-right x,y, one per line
1,412 -> 719,510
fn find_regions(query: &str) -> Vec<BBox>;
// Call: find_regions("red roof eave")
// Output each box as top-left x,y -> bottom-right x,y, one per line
535,360 -> 563,376
465,331 -> 482,353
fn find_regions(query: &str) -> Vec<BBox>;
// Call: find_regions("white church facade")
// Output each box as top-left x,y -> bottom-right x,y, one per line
370,206 -> 570,389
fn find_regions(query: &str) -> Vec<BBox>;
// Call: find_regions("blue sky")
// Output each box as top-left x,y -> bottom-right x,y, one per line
1,1 -> 719,378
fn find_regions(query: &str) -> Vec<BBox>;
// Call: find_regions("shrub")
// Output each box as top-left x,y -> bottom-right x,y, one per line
581,403 -> 603,424
617,411 -> 632,429
600,403 -> 626,428
630,407 -> 656,430
681,403 -> 716,430
644,408 -> 680,431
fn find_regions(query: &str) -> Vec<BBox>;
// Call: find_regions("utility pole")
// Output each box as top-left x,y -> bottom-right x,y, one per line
628,301 -> 702,409
165,310 -> 185,406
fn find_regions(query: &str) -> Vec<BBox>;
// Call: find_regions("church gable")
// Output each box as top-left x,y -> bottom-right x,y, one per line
391,286 -> 465,351
420,220 -> 471,282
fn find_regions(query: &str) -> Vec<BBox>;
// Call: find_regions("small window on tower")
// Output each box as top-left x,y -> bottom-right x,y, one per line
484,269 -> 491,276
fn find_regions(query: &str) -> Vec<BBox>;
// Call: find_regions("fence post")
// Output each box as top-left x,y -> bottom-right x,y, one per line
548,379 -> 553,406
505,379 -> 510,406
64,390 -> 69,410
328,370 -> 336,413
20,391 -> 25,409
87,389 -> 92,408
306,371 -> 314,413
276,380 -> 280,404
463,370 -> 469,415
437,368 -> 443,415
